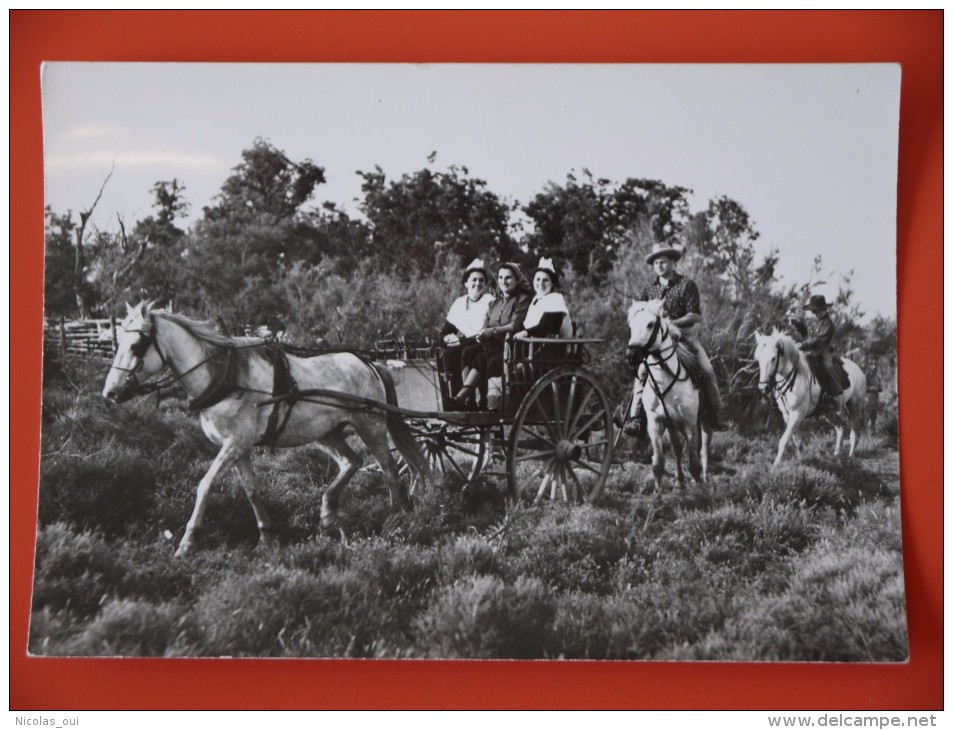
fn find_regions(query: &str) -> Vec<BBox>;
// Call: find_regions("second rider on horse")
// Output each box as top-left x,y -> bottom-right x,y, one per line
799,294 -> 846,414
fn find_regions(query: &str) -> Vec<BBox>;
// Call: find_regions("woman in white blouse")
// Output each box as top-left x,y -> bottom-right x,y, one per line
440,258 -> 494,403
440,258 -> 494,345
514,257 -> 573,340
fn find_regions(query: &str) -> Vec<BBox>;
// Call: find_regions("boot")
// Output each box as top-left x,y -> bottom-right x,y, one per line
814,391 -> 839,417
703,379 -> 730,431
623,400 -> 644,436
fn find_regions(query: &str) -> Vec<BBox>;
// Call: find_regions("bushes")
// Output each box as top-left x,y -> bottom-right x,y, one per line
39,445 -> 157,536
677,543 -> 908,662
32,524 -> 123,617
62,599 -> 183,657
413,576 -> 556,658
502,505 -> 629,594
31,355 -> 905,660
191,564 -> 409,657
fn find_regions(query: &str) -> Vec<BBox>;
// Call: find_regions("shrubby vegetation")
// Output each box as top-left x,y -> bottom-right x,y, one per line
30,357 -> 905,660
33,140 -> 903,660
45,138 -> 897,420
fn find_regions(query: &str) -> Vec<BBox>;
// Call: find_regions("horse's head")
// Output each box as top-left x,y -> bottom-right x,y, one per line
102,301 -> 166,403
753,329 -> 787,395
625,299 -> 666,366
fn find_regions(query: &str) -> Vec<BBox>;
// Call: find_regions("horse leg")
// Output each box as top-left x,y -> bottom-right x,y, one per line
846,397 -> 863,458
669,428 -> 686,489
234,453 -> 275,546
792,434 -> 804,460
177,440 -> 244,557
684,424 -> 703,486
831,416 -> 845,457
315,428 -> 363,531
773,413 -> 802,467
352,417 -> 412,512
698,425 -> 712,485
648,418 -> 666,492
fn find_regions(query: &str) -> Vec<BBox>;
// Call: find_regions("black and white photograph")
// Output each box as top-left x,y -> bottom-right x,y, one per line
33,62 -> 905,661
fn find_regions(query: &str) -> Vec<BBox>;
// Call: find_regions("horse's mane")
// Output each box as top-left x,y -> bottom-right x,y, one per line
627,299 -> 667,327
761,329 -> 802,365
155,311 -> 263,349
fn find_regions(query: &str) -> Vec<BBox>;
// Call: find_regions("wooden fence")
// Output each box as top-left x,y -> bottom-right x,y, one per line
44,317 -> 117,361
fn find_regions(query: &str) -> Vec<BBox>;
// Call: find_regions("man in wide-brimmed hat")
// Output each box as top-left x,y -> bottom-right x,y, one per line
625,241 -> 728,432
800,294 -> 845,406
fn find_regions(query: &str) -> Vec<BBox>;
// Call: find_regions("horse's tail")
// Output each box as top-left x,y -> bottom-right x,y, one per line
373,364 -> 433,489
844,360 -> 868,434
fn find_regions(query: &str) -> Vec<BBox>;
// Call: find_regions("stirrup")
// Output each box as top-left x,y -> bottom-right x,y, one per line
623,412 -> 643,436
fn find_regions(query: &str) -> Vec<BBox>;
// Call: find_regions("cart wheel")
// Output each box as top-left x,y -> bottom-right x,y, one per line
507,367 -> 614,503
399,421 -> 488,493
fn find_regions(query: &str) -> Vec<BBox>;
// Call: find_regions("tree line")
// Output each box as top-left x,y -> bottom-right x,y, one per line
44,137 -> 896,414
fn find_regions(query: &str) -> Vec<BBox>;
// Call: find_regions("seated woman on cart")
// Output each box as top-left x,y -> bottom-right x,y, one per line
439,258 -> 494,400
440,258 -> 494,347
514,257 -> 573,341
449,261 -> 531,410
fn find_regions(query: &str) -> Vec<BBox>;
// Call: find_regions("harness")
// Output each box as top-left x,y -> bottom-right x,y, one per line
760,340 -> 821,417
255,343 -> 299,449
113,314 -> 301,448
629,315 -> 692,425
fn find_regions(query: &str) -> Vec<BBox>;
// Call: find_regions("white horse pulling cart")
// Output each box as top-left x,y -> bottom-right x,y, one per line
102,303 -> 616,556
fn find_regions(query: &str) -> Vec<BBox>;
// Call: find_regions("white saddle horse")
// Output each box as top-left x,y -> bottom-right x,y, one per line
626,300 -> 712,491
754,329 -> 867,466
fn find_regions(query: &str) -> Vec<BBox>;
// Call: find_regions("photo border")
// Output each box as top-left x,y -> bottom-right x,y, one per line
10,10 -> 942,709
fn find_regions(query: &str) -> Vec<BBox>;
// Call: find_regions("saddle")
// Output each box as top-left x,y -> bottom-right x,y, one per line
673,341 -> 704,388
805,351 -> 850,395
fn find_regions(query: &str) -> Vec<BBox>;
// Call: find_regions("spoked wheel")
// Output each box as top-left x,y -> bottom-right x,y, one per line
399,421 -> 489,493
506,367 -> 614,503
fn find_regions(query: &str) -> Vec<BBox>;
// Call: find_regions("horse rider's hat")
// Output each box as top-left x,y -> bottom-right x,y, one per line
532,256 -> 560,287
803,294 -> 830,313
645,242 -> 684,265
462,258 -> 490,284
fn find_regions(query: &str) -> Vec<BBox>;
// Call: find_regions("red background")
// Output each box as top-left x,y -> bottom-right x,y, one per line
10,11 -> 942,709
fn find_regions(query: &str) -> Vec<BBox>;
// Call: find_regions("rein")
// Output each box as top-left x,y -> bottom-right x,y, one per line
760,341 -> 798,398
638,318 -> 691,425
115,314 -> 267,405
761,340 -> 820,416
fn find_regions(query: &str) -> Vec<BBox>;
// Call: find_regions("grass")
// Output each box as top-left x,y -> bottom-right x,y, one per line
28,356 -> 907,660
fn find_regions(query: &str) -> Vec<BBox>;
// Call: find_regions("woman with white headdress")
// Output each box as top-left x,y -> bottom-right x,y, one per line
514,256 -> 573,340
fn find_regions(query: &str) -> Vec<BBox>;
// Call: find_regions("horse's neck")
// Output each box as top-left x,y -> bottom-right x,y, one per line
779,344 -> 816,403
646,334 -> 679,381
155,317 -> 218,397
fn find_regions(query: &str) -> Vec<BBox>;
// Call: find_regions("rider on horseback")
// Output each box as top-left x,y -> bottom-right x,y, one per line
799,294 -> 845,414
625,242 -> 728,433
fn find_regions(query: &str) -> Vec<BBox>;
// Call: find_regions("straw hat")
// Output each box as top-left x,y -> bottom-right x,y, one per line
645,242 -> 684,265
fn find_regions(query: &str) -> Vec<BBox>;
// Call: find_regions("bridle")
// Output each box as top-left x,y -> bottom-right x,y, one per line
759,339 -> 797,397
109,313 -> 226,401
626,312 -> 690,424
109,314 -> 174,398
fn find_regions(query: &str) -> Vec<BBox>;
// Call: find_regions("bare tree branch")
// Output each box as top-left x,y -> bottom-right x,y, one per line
73,164 -> 115,316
